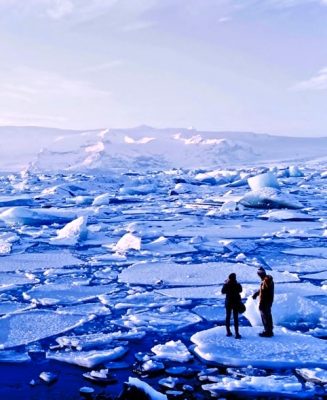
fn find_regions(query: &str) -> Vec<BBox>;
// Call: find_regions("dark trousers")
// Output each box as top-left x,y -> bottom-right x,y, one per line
225,306 -> 239,334
259,305 -> 273,334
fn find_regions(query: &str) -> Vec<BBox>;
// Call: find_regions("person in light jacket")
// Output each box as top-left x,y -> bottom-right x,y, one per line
252,267 -> 274,337
221,273 -> 242,339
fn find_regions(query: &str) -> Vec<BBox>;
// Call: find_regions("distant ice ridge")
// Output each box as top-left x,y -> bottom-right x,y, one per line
1,126 -> 327,172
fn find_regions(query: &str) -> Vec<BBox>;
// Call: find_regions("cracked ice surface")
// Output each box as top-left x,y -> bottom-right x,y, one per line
119,261 -> 298,287
0,252 -> 83,272
24,283 -> 117,305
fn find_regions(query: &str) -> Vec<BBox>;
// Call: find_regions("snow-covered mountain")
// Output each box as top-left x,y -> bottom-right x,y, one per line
0,125 -> 326,172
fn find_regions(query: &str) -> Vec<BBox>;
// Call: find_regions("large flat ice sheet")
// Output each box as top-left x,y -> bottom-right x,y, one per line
191,326 -> 327,368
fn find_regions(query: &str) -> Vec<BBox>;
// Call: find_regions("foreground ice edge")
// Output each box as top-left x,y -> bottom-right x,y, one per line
191,326 -> 327,369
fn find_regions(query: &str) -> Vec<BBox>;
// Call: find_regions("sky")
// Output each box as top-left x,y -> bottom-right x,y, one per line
0,0 -> 327,137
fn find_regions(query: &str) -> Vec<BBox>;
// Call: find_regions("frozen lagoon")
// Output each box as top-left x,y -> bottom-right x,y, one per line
0,159 -> 326,398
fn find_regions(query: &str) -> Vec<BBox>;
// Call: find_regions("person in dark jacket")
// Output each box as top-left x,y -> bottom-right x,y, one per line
221,273 -> 242,339
252,267 -> 274,337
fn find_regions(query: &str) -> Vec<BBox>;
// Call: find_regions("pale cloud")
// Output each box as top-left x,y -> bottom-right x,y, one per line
46,0 -> 74,19
0,112 -> 67,126
293,67 -> 327,91
0,67 -> 111,100
81,60 -> 123,73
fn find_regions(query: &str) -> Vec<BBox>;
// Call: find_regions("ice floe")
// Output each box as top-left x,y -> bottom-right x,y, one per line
191,326 -> 327,368
119,261 -> 298,287
0,252 -> 83,272
240,187 -> 302,209
259,210 -> 317,221
296,367 -> 327,384
56,330 -> 145,350
47,346 -> 128,368
202,374 -> 312,398
0,207 -> 76,226
118,309 -> 202,332
0,310 -> 90,349
151,340 -> 193,362
24,283 -> 117,305
282,247 -> 327,258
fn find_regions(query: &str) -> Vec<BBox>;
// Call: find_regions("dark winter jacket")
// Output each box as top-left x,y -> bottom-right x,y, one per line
221,280 -> 242,308
259,275 -> 274,308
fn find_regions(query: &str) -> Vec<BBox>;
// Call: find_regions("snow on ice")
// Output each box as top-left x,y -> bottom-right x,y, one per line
191,326 -> 327,368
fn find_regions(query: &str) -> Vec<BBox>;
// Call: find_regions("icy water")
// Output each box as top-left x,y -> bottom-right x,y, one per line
0,165 -> 326,399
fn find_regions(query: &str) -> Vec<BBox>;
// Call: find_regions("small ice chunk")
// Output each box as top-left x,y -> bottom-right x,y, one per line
220,201 -> 237,214
0,241 -> 12,255
288,165 -> 304,177
151,340 -> 193,362
159,376 -> 179,389
50,216 -> 88,246
47,346 -> 128,368
295,367 -> 327,384
142,360 -> 165,373
39,371 -> 57,384
248,172 -> 279,191
79,387 -> 94,394
92,193 -> 111,206
114,232 -> 141,253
